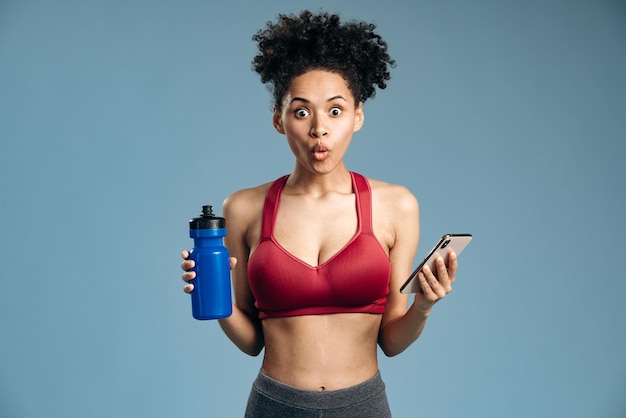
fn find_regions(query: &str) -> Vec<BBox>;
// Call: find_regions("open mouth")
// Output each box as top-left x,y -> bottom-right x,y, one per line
313,145 -> 329,161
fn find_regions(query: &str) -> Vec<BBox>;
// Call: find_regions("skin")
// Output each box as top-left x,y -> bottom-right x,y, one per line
181,70 -> 458,391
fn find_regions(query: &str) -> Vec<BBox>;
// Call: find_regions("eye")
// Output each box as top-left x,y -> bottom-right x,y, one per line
329,107 -> 342,116
295,108 -> 310,118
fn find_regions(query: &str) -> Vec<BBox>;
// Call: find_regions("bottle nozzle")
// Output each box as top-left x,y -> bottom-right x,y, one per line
190,204 -> 225,230
202,205 -> 214,216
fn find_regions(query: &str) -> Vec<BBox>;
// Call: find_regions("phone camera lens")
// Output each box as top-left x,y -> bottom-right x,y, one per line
441,239 -> 450,249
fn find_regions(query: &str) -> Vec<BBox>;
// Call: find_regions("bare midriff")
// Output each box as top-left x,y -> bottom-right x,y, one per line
260,312 -> 382,391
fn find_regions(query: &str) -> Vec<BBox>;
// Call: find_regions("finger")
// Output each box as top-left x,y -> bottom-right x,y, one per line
423,263 -> 448,299
417,270 -> 430,292
229,257 -> 237,270
183,283 -> 194,293
420,264 -> 439,293
417,268 -> 441,304
182,271 -> 196,283
181,259 -> 195,271
181,250 -> 190,260
435,256 -> 452,293
447,251 -> 458,283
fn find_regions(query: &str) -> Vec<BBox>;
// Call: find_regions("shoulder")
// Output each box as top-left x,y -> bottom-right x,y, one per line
365,176 -> 419,218
222,179 -> 280,249
223,180 -> 274,222
224,182 -> 269,210
359,174 -> 419,250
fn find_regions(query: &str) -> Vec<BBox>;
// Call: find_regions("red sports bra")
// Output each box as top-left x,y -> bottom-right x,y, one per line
247,172 -> 391,319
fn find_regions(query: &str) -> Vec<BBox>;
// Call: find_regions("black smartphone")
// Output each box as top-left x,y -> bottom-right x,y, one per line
400,234 -> 473,294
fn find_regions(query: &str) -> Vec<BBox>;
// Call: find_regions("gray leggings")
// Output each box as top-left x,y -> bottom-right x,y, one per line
244,370 -> 392,417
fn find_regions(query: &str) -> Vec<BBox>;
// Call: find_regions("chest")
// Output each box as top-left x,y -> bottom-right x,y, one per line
273,193 -> 358,267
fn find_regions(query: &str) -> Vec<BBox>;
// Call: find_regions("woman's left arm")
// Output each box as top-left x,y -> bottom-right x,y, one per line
377,187 -> 458,357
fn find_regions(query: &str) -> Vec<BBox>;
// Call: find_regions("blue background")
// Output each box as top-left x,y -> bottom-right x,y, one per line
1,0 -> 625,417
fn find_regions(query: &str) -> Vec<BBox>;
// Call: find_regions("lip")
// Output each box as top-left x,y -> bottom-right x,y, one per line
312,145 -> 329,161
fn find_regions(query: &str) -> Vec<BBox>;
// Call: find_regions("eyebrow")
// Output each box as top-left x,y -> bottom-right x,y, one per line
289,95 -> 348,104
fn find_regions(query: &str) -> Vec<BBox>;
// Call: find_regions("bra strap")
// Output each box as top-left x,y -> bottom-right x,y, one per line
351,172 -> 374,234
262,173 -> 372,237
260,175 -> 289,239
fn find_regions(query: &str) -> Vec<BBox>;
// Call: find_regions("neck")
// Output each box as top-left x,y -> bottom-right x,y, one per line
285,165 -> 352,196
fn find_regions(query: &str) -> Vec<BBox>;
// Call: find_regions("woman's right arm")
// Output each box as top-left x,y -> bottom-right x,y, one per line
181,189 -> 265,356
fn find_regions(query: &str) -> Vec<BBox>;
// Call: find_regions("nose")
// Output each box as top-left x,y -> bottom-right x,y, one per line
310,115 -> 328,138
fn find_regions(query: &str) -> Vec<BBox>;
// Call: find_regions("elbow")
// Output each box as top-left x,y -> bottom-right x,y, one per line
238,332 -> 265,356
379,342 -> 407,358
242,342 -> 264,357
378,333 -> 406,357
378,326 -> 414,357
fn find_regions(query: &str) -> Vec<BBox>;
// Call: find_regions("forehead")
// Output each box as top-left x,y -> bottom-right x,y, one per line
284,70 -> 354,103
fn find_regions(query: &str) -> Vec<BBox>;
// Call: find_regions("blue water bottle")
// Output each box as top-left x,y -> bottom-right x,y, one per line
188,205 -> 232,320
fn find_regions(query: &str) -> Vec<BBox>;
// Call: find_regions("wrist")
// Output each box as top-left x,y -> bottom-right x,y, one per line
411,303 -> 432,318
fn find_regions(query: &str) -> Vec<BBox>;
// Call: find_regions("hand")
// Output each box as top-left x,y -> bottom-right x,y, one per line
413,251 -> 458,311
180,250 -> 237,294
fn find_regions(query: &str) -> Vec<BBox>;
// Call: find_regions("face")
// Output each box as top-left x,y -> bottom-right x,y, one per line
273,70 -> 364,176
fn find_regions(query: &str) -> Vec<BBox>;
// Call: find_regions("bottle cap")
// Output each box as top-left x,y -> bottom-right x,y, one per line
189,205 -> 226,230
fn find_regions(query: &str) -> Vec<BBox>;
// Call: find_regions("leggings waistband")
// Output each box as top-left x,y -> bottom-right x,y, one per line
251,370 -> 387,410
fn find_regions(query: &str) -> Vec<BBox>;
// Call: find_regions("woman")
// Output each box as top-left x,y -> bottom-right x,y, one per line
181,10 -> 458,417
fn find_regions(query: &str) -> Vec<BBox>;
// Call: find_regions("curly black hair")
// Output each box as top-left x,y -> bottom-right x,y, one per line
252,10 -> 395,108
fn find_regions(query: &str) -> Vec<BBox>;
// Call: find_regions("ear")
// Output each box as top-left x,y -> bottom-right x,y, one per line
272,106 -> 285,134
353,102 -> 364,132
